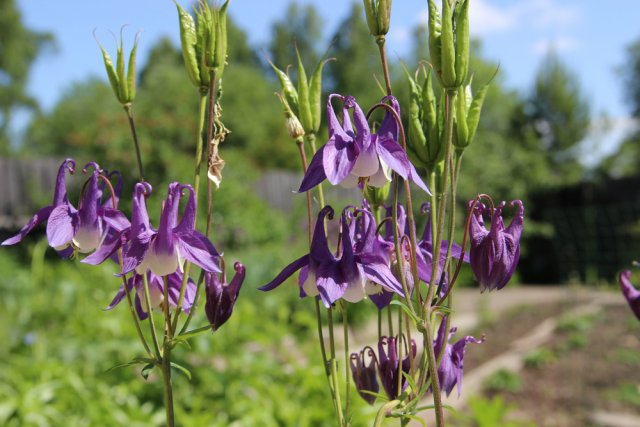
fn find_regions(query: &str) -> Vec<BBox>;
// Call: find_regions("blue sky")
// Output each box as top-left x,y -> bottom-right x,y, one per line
17,0 -> 640,161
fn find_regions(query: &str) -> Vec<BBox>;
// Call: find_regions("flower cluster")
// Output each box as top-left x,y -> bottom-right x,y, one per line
2,159 -> 244,329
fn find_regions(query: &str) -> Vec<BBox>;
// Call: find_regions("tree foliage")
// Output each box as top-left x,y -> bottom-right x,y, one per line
0,0 -> 53,153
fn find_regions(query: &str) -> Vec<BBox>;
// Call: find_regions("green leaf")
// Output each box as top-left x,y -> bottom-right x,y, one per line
389,300 -> 419,324
170,362 -> 192,380
106,357 -> 156,373
141,363 -> 155,380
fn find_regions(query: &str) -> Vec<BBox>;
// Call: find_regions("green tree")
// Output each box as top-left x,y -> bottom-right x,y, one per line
328,2 -> 382,106
0,0 -> 53,153
269,2 -> 322,71
513,51 -> 590,185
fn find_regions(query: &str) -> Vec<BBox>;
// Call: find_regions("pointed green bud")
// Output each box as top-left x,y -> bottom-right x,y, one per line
175,1 -> 201,87
268,60 -> 299,114
453,81 -> 489,150
363,0 -> 392,37
466,83 -> 489,145
295,47 -> 313,132
276,93 -> 305,140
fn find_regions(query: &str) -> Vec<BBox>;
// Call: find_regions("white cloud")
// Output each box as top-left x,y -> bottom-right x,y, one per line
533,36 -> 580,55
465,0 -> 582,36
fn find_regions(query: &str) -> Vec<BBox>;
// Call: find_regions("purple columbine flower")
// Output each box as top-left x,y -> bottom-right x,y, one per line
378,335 -> 416,400
120,182 -> 220,277
350,347 -> 380,405
259,205 -> 403,307
2,159 -> 76,257
205,261 -> 246,331
433,316 -> 484,397
619,270 -> 640,320
469,200 -> 524,291
107,270 -> 196,320
298,94 -> 429,193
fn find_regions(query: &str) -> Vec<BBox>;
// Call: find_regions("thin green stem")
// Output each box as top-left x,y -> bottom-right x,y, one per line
297,139 -> 313,243
123,104 -> 144,181
204,70 -> 218,239
327,306 -> 345,426
121,274 -> 153,358
306,132 -> 325,208
178,270 -> 205,335
342,303 -> 350,422
142,273 -> 161,359
193,91 -> 208,203
376,36 -> 392,96
161,343 -> 175,427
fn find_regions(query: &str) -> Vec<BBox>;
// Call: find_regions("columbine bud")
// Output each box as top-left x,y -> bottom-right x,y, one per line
276,92 -> 305,139
96,32 -> 139,105
350,348 -> 380,405
363,0 -> 392,37
427,0 -> 470,88
469,200 -> 524,291
204,261 -> 245,332
377,336 -> 416,400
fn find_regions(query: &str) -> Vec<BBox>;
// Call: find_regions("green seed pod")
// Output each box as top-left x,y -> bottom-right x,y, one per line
422,69 -> 439,161
215,0 -> 229,77
455,85 -> 469,148
440,0 -> 457,88
403,66 -> 429,168
363,0 -> 391,37
454,0 -> 470,86
309,57 -> 331,133
126,35 -> 139,102
466,83 -> 489,145
116,39 -> 129,103
295,47 -> 313,132
175,2 -> 201,87
97,43 -> 121,102
267,60 -> 299,114
427,0 -> 442,81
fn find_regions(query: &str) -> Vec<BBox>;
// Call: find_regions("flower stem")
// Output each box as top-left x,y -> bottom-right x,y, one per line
193,91 -> 208,204
327,306 -> 345,426
121,275 -> 152,358
296,138 -> 313,244
341,302 -> 350,421
161,276 -> 175,427
161,343 -> 175,427
142,273 -> 161,359
376,37 -> 392,96
123,103 -> 144,182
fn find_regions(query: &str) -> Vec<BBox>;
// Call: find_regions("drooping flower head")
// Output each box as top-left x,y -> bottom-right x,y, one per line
432,316 -> 484,397
298,94 -> 429,193
121,182 -> 220,277
378,335 -> 416,400
350,347 -> 380,405
205,261 -> 245,331
469,200 -> 524,291
2,159 -> 76,256
107,270 -> 196,320
259,205 -> 403,307
619,270 -> 640,320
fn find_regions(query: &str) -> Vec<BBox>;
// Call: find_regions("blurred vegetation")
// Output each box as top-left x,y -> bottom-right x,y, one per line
3,0 -> 640,424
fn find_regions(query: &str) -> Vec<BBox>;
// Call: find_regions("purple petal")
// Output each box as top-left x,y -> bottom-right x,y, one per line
260,255 -> 309,291
177,231 -> 220,273
82,229 -> 123,265
2,205 -> 53,246
322,137 -> 358,185
298,145 -> 328,192
174,184 -> 197,235
46,203 -> 79,248
121,230 -> 153,274
52,159 -> 75,206
620,270 -> 640,320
